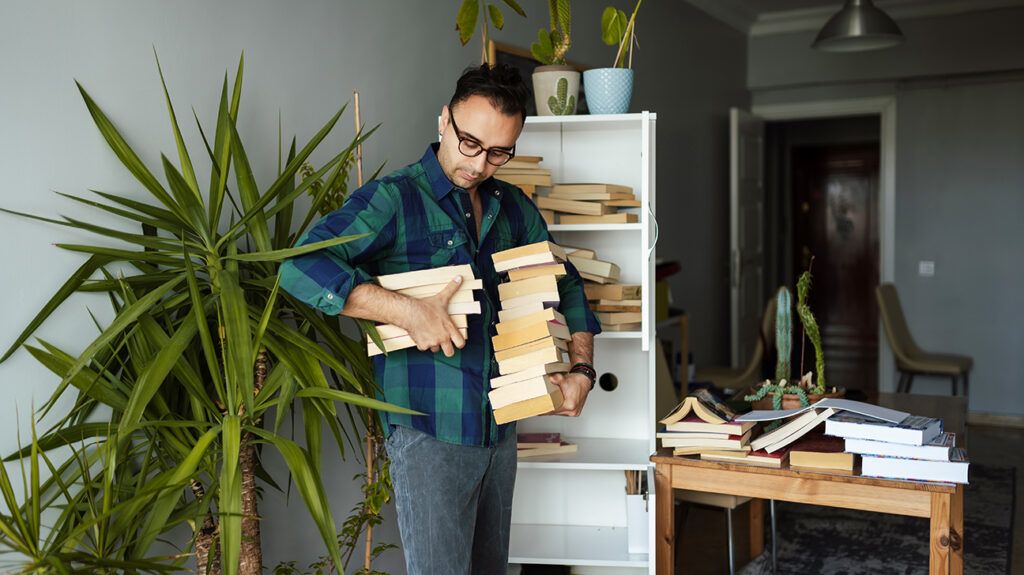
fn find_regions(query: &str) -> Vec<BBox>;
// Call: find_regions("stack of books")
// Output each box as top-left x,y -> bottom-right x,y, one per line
495,155 -> 551,202
826,413 -> 968,483
535,183 -> 640,225
367,265 -> 481,356
516,432 -> 578,458
489,241 -> 572,424
584,281 -> 641,332
658,389 -> 755,457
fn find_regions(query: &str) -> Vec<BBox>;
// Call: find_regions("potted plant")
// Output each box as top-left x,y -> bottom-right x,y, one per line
455,0 -> 527,65
530,0 -> 578,116
585,0 -> 642,115
745,264 -> 844,410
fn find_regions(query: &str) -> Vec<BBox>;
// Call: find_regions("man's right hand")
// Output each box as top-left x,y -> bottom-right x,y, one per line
401,276 -> 467,357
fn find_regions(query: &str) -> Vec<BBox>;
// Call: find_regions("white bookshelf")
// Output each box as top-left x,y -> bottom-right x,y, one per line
509,112 -> 658,574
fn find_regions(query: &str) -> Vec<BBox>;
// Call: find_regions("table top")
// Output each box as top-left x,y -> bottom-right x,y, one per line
650,450 -> 958,494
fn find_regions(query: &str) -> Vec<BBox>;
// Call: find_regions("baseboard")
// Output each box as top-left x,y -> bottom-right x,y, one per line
968,411 -> 1024,429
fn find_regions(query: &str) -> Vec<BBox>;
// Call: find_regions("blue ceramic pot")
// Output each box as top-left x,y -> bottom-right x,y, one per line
582,68 -> 634,115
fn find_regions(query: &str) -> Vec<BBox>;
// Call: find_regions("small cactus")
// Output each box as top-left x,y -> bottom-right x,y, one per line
774,286 -> 792,383
547,77 -> 576,115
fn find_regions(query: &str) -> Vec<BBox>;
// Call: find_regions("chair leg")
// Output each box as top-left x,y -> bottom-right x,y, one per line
897,371 -> 908,393
905,373 -> 915,393
726,507 -> 735,575
963,371 -> 970,397
951,374 -> 958,396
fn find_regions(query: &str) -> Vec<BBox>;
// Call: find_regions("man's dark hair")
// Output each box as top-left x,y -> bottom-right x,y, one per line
449,64 -> 529,123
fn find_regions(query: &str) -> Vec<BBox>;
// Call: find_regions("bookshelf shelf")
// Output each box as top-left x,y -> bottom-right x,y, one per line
549,223 -> 644,232
595,331 -> 643,339
509,524 -> 649,567
517,437 -> 650,470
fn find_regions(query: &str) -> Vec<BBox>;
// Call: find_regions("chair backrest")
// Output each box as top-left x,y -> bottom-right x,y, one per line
737,296 -> 777,383
875,283 -> 922,361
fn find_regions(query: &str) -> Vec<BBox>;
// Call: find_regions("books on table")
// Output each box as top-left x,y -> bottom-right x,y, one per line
489,241 -> 570,424
844,432 -> 957,461
861,448 -> 969,483
658,389 -> 754,455
824,413 -> 943,446
701,447 -> 790,468
749,408 -> 837,454
660,388 -> 737,426
367,265 -> 481,356
788,434 -> 855,471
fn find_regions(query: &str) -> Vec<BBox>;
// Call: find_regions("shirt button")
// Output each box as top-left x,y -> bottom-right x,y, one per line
465,212 -> 471,218
326,293 -> 334,300
447,239 -> 454,246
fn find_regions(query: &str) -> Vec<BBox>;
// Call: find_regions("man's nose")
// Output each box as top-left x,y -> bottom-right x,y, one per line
470,152 -> 489,174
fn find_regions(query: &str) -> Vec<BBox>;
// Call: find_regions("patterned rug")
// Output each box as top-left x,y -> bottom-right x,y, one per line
738,465 -> 1015,575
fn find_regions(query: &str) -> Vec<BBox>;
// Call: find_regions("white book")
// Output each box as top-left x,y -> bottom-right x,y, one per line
736,398 -> 908,424
861,448 -> 969,484
751,408 -> 836,454
500,291 -> 560,310
845,432 -> 956,462
488,376 -> 559,410
397,279 -> 483,297
446,301 -> 482,315
824,413 -> 943,446
490,362 -> 569,388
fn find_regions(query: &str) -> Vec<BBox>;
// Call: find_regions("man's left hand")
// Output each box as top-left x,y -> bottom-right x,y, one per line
547,372 -> 592,417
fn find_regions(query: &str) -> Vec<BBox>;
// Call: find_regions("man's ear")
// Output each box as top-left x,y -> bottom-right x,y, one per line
439,105 -> 450,135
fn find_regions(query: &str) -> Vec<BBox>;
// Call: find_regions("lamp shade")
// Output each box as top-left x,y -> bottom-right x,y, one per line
812,0 -> 905,52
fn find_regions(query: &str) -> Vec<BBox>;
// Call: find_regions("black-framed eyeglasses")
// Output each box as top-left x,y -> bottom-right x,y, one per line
448,113 -> 516,167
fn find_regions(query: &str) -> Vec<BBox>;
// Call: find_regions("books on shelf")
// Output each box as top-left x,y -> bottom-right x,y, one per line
595,311 -> 642,326
844,432 -> 957,461
824,413 -> 943,446
788,434 -> 855,471
517,435 -> 578,458
600,322 -> 642,332
569,256 -> 620,281
559,213 -> 639,224
585,283 -> 641,300
861,448 -> 969,483
551,183 -> 633,196
536,196 -> 614,216
562,246 -> 596,259
539,209 -> 555,224
497,173 -> 552,187
488,241 -> 570,423
516,432 -> 562,448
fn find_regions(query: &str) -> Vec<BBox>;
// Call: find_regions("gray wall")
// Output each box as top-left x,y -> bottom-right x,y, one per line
748,8 -> 1024,416
0,0 -> 749,571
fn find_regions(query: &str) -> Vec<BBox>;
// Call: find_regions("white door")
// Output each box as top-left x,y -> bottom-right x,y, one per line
730,108 -> 765,368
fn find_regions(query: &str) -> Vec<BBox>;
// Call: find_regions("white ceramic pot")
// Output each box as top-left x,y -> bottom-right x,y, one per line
531,65 -> 580,116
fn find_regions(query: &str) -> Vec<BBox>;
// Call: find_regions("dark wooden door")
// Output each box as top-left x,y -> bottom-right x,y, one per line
792,145 -> 879,394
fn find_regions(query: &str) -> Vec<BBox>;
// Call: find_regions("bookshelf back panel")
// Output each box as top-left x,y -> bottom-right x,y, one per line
512,469 -> 632,526
516,124 -> 644,198
551,230 -> 644,286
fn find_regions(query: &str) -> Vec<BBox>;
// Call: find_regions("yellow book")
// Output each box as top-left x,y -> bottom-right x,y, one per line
494,336 -> 568,362
493,389 -> 563,424
584,284 -> 641,300
547,192 -> 634,201
596,312 -> 642,325
367,328 -> 468,357
559,213 -> 638,224
497,173 -> 552,187
591,303 -> 641,313
492,241 -> 566,265
497,346 -> 566,375
568,256 -> 620,281
551,183 -> 633,196
497,302 -> 553,323
580,272 -> 612,284
497,274 -> 559,300
488,375 -> 559,410
535,196 -> 613,216
507,264 -> 566,282
495,307 -> 566,335
600,322 -> 641,331
604,199 -> 641,207
490,361 -> 569,388
500,291 -> 561,310
371,315 -> 468,340
492,321 -> 571,352
377,265 -> 474,291
396,279 -> 483,297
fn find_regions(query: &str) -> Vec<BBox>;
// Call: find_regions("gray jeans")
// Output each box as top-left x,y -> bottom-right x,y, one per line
385,425 -> 517,575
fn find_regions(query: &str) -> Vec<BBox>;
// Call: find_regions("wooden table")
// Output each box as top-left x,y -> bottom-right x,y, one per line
652,452 -> 965,574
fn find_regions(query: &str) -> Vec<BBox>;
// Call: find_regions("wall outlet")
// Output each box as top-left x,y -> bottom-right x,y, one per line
918,260 -> 935,277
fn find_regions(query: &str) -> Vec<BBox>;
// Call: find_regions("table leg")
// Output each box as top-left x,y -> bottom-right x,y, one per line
656,463 -> 675,575
749,498 -> 765,559
929,487 -> 964,575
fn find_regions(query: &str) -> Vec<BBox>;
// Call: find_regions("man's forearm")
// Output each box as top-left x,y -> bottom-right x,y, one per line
567,331 -> 594,366
340,282 -> 416,327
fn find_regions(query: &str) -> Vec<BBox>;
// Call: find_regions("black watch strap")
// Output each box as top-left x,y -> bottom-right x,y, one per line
569,362 -> 597,389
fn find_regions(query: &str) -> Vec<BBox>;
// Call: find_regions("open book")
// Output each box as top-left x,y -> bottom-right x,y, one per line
659,388 -> 736,426
735,398 -> 908,424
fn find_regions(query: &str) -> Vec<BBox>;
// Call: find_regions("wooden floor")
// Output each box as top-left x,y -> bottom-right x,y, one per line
676,424 -> 1024,574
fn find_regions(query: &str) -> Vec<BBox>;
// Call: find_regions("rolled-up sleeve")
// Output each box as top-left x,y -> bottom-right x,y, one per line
518,192 -> 602,335
279,182 -> 397,315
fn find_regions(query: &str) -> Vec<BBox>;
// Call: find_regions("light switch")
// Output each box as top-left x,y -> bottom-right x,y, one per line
918,261 -> 935,277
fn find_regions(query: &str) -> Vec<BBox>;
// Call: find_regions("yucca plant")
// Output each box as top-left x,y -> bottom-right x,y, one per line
0,53 -> 415,575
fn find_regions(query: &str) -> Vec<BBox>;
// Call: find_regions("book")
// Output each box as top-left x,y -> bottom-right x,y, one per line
497,173 -> 552,187
488,375 -> 560,410
493,388 -> 563,424
496,167 -> 552,176
585,284 -> 641,300
490,361 -> 569,388
824,413 -> 943,446
580,272 -> 613,284
561,246 -> 596,259
750,408 -> 837,454
396,279 -> 483,297
497,301 -> 557,323
492,241 -> 567,265
495,307 -> 566,335
600,322 -> 642,332
516,432 -> 561,448
659,429 -> 752,450
788,434 -> 855,471
497,346 -> 566,375
568,256 -> 620,280
559,213 -> 639,224
507,264 -> 566,282
493,252 -> 565,273
536,196 -> 614,216
701,448 -> 790,468
445,301 -> 482,315
371,314 -> 468,340
656,429 -> 740,441
591,304 -> 641,313
551,183 -> 633,196
595,312 -> 642,325
603,199 -> 642,207
664,414 -> 756,435
494,336 -> 568,362
844,432 -> 956,462
547,191 -> 634,201
503,155 -> 542,166
673,445 -> 751,456
500,291 -> 561,310
367,328 -> 469,357
517,441 -> 578,458
598,298 -> 641,306
497,274 -> 559,300
659,388 -> 737,425
540,209 -> 555,224
377,264 -> 474,291
861,448 -> 969,483
491,321 -> 571,352
736,398 -> 909,424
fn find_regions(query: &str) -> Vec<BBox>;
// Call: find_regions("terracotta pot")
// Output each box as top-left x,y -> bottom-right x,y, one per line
752,387 -> 845,411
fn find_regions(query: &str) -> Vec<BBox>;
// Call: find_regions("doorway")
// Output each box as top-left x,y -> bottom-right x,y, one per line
765,116 -> 881,395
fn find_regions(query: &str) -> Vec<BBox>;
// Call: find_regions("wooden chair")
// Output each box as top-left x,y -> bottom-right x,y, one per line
876,283 -> 973,396
695,296 -> 776,391
675,492 -> 777,575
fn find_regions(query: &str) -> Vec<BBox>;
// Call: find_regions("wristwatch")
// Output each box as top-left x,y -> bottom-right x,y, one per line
569,362 -> 597,390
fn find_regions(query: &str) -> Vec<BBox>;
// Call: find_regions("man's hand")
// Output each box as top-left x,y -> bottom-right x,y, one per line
401,276 -> 467,357
548,372 -> 592,417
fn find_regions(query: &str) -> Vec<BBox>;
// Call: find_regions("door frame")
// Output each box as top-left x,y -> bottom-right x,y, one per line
752,96 -> 897,394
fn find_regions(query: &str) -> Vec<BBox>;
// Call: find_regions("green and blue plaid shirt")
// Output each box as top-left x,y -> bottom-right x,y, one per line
279,144 -> 600,447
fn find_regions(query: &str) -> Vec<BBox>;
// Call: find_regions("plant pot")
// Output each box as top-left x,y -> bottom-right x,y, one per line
532,65 -> 580,116
582,68 -> 633,115
752,387 -> 846,411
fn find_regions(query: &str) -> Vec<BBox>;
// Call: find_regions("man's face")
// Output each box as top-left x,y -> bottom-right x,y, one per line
437,95 -> 523,191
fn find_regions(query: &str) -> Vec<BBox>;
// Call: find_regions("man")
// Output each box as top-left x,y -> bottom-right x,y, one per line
279,64 -> 600,574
